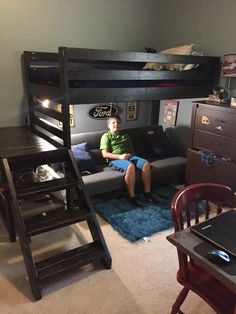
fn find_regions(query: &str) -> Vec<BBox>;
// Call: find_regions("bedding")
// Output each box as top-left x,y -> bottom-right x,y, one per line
143,44 -> 196,71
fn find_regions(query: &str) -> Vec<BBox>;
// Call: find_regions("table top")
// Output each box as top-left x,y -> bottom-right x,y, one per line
0,126 -> 56,158
167,227 -> 236,293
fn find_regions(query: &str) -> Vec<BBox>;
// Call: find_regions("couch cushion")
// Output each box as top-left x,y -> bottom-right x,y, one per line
71,131 -> 105,149
150,156 -> 186,180
126,126 -> 164,158
82,171 -> 125,196
144,132 -> 176,159
71,142 -> 97,174
89,149 -> 104,164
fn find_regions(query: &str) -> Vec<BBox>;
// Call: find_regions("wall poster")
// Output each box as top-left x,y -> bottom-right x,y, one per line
126,102 -> 138,121
163,100 -> 179,126
57,104 -> 75,127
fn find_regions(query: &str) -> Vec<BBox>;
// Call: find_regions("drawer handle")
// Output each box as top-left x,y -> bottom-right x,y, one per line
214,142 -> 223,146
216,125 -> 223,131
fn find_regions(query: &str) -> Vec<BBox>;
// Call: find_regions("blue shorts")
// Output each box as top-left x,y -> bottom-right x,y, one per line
108,155 -> 148,176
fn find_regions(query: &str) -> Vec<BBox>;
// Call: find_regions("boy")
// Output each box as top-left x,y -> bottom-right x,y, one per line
100,114 -> 156,206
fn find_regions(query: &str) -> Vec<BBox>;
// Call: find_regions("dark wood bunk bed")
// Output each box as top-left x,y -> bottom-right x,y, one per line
1,46 -> 221,231
23,47 -> 220,148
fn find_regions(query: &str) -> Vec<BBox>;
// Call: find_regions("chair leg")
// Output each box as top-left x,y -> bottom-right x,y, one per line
171,287 -> 189,314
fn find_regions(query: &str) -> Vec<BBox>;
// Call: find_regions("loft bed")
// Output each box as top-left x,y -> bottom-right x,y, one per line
23,47 -> 220,148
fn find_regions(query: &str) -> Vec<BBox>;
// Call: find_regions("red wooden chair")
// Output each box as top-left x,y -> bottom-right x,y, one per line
170,183 -> 236,314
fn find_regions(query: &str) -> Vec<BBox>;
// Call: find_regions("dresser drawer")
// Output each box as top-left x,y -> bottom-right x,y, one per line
192,130 -> 236,161
194,104 -> 236,139
186,149 -> 236,190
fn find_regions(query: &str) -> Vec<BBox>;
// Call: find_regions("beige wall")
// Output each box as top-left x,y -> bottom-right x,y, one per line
154,0 -> 236,95
154,0 -> 236,55
0,0 -> 159,127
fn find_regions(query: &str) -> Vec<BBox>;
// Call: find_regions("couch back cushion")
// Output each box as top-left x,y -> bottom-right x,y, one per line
70,125 -> 176,164
126,126 -> 165,158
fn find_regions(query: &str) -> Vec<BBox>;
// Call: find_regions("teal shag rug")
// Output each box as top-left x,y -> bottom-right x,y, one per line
94,185 -> 177,242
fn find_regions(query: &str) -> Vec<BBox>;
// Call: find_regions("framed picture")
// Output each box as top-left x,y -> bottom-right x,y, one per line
231,97 -> 236,108
163,100 -> 179,126
126,102 -> 138,121
57,104 -> 75,127
222,54 -> 236,77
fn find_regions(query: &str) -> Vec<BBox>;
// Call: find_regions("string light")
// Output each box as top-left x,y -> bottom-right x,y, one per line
42,99 -> 50,108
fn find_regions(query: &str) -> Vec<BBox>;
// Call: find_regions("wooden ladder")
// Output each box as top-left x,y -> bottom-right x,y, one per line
1,149 -> 111,300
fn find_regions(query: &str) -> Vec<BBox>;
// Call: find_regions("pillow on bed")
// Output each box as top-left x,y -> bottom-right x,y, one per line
71,142 -> 97,174
144,132 -> 176,159
182,50 -> 204,71
143,44 -> 194,71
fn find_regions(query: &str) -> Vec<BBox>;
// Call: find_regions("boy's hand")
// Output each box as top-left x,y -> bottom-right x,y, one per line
119,153 -> 132,160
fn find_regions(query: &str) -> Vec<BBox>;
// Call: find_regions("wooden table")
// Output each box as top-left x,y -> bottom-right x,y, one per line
167,227 -> 236,294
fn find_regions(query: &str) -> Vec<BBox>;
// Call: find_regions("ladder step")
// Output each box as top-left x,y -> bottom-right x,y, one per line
16,178 -> 79,198
25,208 -> 91,237
36,242 -> 106,280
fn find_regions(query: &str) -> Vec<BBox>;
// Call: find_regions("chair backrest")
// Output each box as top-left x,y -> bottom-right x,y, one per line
171,183 -> 233,232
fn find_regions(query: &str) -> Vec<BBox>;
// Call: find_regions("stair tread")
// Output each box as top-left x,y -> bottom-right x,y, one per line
36,242 -> 105,280
25,207 -> 91,236
16,178 -> 79,198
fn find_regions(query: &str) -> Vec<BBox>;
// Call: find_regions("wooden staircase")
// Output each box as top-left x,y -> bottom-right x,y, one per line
0,149 -> 111,300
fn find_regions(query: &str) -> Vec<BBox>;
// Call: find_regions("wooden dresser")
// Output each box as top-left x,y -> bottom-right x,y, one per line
186,101 -> 236,192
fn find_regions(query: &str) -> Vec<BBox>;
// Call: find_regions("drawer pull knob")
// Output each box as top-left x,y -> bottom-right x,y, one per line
216,125 -> 223,131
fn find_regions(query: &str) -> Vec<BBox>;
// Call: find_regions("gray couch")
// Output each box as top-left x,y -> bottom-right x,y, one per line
70,125 -> 186,196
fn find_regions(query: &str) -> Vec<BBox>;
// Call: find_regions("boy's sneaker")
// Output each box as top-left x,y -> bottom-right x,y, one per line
128,197 -> 139,207
144,192 -> 159,204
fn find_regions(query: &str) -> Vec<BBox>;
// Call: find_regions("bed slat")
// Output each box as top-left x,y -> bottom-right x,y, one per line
67,67 -> 214,81
63,47 -> 219,65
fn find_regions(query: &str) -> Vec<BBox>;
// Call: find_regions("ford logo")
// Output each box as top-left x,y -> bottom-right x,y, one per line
88,104 -> 118,119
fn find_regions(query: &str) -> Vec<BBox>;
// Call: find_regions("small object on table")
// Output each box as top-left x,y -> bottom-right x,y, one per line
207,249 -> 230,264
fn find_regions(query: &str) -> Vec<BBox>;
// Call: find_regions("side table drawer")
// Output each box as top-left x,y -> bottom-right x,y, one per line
192,130 -> 236,161
194,105 -> 236,139
186,149 -> 236,190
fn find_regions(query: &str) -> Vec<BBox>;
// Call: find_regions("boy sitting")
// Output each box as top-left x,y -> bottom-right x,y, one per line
100,114 -> 157,206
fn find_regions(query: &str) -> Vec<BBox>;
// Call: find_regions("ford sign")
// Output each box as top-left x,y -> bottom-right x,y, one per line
88,104 -> 118,119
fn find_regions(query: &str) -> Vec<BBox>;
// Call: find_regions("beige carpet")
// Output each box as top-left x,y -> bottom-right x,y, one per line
0,211 -> 217,314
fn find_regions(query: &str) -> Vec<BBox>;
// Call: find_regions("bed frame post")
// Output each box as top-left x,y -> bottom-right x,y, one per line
23,52 -> 35,131
151,100 -> 161,125
58,47 -> 71,148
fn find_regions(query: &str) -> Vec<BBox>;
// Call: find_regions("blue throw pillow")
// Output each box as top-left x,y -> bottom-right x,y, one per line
71,142 -> 97,174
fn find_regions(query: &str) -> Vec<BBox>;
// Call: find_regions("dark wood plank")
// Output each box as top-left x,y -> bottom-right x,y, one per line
0,126 -> 56,158
67,66 -> 215,81
24,51 -> 58,62
36,242 -> 105,280
16,178 -> 79,198
63,47 -> 220,64
25,207 -> 91,236
31,116 -> 64,139
35,106 -> 63,122
67,85 -> 213,104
